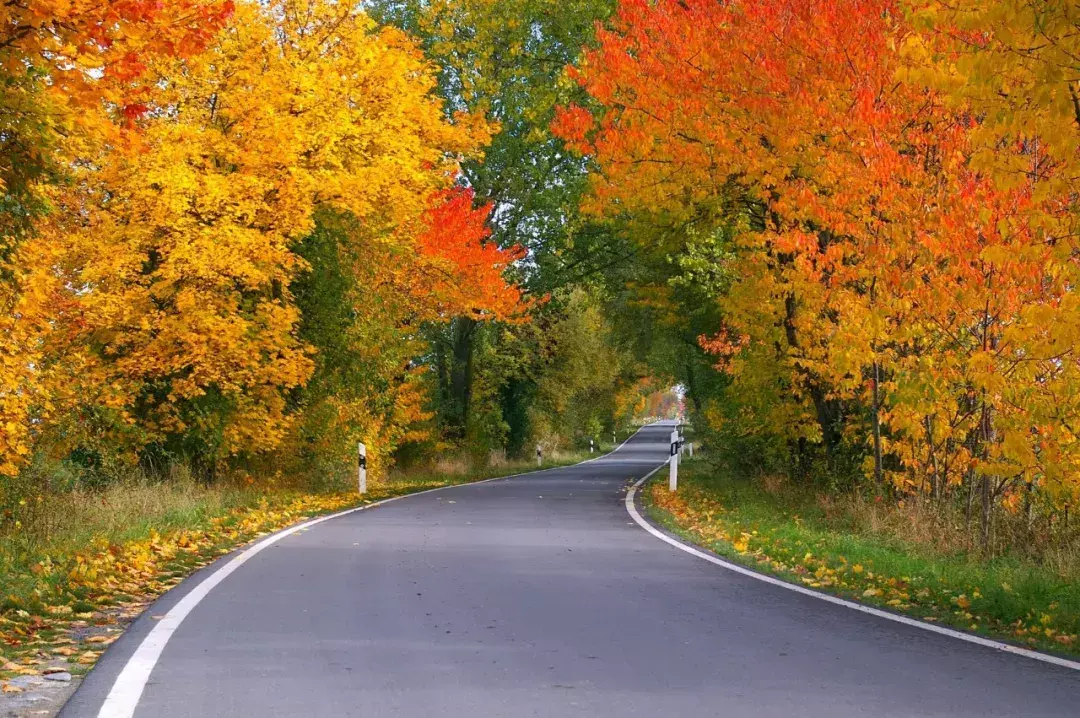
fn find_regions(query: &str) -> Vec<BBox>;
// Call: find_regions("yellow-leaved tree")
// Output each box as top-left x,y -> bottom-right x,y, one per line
0,0 -> 235,476
21,0 -> 515,477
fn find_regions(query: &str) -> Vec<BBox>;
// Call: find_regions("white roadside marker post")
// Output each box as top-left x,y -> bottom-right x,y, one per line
536,443 -> 543,467
669,429 -> 680,492
358,442 -> 367,495
613,431 -> 617,445
688,441 -> 694,458
590,438 -> 594,454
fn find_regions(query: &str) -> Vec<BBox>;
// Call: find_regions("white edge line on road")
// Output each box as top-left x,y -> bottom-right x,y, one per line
625,467 -> 1080,674
97,424 -> 654,718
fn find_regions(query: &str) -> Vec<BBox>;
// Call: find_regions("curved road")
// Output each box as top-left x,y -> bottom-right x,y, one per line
65,424 -> 1080,717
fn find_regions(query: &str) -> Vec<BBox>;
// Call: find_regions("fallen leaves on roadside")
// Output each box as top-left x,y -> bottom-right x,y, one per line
76,652 -> 99,665
1,492 -> 361,680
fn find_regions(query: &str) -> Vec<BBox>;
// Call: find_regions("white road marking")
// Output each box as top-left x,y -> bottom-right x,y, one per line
625,468 -> 1080,673
97,426 -> 652,718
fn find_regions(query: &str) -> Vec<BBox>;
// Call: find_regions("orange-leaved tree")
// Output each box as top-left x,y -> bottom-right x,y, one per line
556,0 -> 1080,538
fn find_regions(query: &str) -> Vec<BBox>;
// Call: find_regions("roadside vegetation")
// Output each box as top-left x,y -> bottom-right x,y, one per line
647,456 -> 1080,658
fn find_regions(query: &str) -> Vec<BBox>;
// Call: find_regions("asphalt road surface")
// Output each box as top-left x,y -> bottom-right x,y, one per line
65,423 -> 1080,717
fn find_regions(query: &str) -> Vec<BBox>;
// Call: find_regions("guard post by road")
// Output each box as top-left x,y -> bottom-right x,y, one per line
536,443 -> 543,467
358,442 -> 367,495
669,429 -> 680,491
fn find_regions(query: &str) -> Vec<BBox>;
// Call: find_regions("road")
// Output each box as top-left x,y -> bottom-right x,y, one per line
64,423 -> 1080,717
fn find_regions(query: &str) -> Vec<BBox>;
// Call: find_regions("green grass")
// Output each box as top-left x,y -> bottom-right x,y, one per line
645,459 -> 1080,658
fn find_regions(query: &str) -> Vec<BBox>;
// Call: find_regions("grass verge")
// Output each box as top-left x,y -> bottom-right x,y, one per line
0,448 -> 594,691
644,459 -> 1080,659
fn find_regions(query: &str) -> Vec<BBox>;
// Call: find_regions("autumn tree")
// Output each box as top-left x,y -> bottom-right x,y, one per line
557,0 -> 1080,545
7,0 -> 520,480
0,0 -> 234,475
906,0 -> 1080,531
0,0 -> 235,254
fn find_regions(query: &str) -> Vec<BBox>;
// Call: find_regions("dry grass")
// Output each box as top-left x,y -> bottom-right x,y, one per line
735,469 -> 1080,582
429,455 -> 473,476
2,472 -> 260,563
759,473 -> 789,496
838,492 -> 1080,582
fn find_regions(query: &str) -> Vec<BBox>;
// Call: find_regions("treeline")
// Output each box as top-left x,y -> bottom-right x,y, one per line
554,0 -> 1080,548
15,0 -> 1071,560
0,0 -> 651,506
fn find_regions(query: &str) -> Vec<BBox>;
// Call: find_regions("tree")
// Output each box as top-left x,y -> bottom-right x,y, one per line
0,0 -> 235,256
557,0 -> 1080,534
369,0 -> 624,450
0,0 -> 235,475
8,0 -> 520,478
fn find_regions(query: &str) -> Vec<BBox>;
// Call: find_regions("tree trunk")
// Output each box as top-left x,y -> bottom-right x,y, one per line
449,318 -> 477,441
871,359 -> 883,486
965,465 -> 976,527
979,400 -> 994,553
783,293 -> 843,457
925,415 -> 941,501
